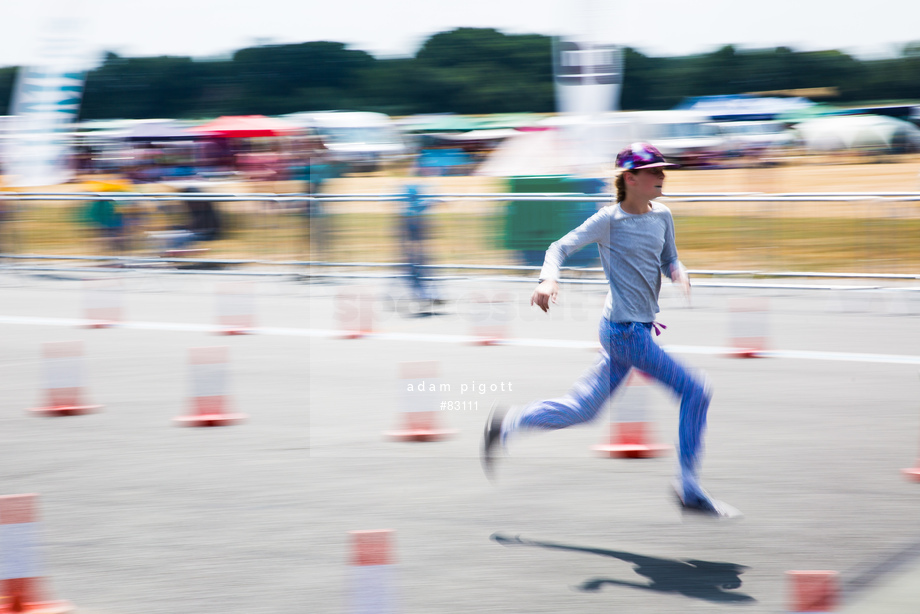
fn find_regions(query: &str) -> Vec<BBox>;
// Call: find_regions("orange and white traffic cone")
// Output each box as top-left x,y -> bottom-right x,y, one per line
347,530 -> 397,614
726,297 -> 770,358
174,347 -> 246,427
386,361 -> 456,442
592,369 -> 671,458
468,291 -> 512,346
83,278 -> 123,329
216,281 -> 255,335
786,570 -> 838,613
0,494 -> 73,614
31,342 -> 101,417
335,289 -> 375,339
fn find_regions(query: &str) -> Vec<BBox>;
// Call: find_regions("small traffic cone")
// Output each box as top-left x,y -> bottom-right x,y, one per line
0,494 -> 74,614
347,530 -> 397,614
83,278 -> 123,329
216,281 -> 255,335
786,570 -> 838,613
335,289 -> 375,339
386,361 -> 456,442
468,291 -> 512,346
726,297 -> 770,358
174,347 -> 246,427
31,342 -> 100,417
592,369 -> 671,458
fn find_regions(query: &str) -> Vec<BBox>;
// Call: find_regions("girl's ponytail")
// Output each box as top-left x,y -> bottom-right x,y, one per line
614,172 -> 628,203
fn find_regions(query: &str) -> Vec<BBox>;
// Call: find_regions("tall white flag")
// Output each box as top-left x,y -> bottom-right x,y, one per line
552,37 -> 624,173
3,10 -> 87,187
551,0 -> 624,175
553,39 -> 623,117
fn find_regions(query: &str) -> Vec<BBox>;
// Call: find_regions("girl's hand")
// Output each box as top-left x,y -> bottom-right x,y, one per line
531,279 -> 559,313
671,262 -> 691,302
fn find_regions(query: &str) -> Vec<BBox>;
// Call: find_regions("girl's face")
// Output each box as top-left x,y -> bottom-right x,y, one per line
630,168 -> 666,199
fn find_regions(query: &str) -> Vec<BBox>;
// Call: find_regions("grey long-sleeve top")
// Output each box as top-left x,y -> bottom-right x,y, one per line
538,201 -> 680,323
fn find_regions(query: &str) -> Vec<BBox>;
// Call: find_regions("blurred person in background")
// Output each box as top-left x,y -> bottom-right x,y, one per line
163,187 -> 222,251
196,139 -> 233,179
82,182 -> 130,254
236,142 -> 281,183
482,142 -> 739,519
292,138 -> 334,261
399,180 -> 443,314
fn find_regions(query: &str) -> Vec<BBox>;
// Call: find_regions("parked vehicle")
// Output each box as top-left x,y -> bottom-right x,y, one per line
716,120 -> 798,158
572,110 -> 726,167
619,111 -> 725,166
793,114 -> 920,154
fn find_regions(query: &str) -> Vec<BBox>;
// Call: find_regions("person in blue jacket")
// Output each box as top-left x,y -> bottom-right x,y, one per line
400,183 -> 444,314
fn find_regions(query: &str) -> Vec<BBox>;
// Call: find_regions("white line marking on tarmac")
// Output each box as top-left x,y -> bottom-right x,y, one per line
1,315 -> 919,365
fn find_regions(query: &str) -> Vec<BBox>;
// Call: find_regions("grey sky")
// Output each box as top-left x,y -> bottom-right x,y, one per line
3,0 -> 920,69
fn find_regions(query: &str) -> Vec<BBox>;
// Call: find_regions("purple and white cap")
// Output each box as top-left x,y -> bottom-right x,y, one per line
615,142 -> 679,171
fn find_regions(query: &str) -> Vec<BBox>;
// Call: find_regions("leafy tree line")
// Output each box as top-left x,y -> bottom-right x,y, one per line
0,28 -> 918,119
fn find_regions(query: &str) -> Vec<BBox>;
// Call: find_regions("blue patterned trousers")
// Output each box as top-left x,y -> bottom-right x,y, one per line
514,319 -> 711,481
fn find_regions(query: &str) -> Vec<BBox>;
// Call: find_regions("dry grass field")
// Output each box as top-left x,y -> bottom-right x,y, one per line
318,155 -> 920,272
4,155 -> 920,273
323,153 -> 920,196
666,154 -> 920,193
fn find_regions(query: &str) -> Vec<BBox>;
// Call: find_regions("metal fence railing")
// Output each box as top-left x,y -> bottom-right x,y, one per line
1,191 -> 919,282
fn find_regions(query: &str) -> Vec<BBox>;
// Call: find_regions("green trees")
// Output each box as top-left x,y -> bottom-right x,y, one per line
74,28 -> 556,119
411,28 -> 554,113
80,53 -> 219,119
2,28 -> 915,119
0,67 -> 15,114
231,42 -> 376,114
621,46 -> 870,109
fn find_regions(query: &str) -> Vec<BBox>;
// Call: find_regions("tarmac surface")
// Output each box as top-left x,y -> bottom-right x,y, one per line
0,268 -> 919,613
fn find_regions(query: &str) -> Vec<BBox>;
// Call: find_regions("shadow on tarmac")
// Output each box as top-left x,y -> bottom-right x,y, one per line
491,533 -> 756,604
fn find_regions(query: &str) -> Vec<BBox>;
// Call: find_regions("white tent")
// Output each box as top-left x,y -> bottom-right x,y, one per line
475,129 -> 586,177
793,115 -> 920,153
475,116 -> 634,177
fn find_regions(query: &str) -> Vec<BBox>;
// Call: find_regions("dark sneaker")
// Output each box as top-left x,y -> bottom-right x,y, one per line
481,402 -> 507,480
673,481 -> 743,519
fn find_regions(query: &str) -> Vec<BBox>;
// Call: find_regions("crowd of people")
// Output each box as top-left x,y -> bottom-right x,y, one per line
74,134 -> 337,186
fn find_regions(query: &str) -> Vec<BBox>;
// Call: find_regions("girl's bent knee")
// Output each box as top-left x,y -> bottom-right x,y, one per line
684,374 -> 712,405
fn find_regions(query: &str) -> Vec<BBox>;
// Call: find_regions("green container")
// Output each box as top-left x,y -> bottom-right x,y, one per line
502,175 -> 605,266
